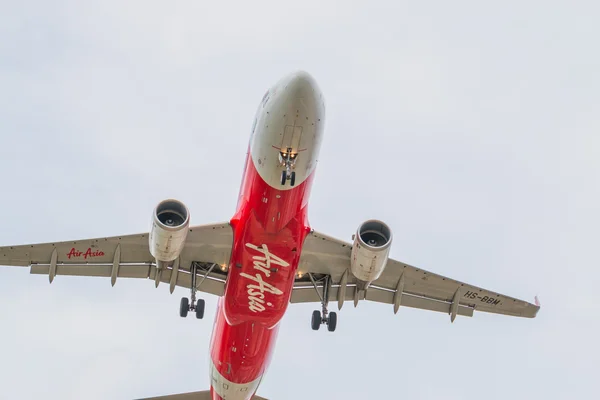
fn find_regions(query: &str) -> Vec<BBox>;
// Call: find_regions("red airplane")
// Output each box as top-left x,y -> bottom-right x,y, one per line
0,71 -> 540,400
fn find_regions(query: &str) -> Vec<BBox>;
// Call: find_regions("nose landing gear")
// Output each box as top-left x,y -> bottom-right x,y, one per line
279,147 -> 297,187
280,170 -> 296,187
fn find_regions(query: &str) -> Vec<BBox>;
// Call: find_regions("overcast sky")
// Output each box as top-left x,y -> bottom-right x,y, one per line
1,1 -> 598,399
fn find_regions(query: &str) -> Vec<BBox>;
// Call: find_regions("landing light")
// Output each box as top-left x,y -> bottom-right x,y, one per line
220,264 -> 228,272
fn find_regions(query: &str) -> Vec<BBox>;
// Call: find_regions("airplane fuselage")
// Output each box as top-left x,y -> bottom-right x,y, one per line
208,72 -> 325,400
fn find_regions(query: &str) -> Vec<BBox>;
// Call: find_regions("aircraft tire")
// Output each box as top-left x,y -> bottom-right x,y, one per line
327,312 -> 337,332
281,170 -> 287,185
290,171 -> 296,187
196,299 -> 205,319
180,297 -> 189,318
311,310 -> 322,330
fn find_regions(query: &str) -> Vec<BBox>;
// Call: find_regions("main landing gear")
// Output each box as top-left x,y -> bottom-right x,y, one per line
179,262 -> 216,320
279,147 -> 297,187
179,296 -> 204,319
308,273 -> 337,332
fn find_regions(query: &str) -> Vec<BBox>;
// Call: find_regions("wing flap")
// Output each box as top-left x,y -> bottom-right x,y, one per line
364,286 -> 474,317
152,266 -> 226,297
290,286 -> 352,303
28,263 -> 226,296
290,284 -> 473,317
30,263 -> 151,278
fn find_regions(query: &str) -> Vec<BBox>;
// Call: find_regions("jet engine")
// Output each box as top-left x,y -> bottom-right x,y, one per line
149,199 -> 190,262
350,219 -> 393,289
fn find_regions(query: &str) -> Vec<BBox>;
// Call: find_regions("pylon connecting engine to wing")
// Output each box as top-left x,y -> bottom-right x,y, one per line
149,199 -> 190,263
350,219 -> 393,291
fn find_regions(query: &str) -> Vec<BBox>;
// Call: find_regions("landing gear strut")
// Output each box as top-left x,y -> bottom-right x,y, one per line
179,263 -> 215,319
279,147 -> 297,187
308,273 -> 337,332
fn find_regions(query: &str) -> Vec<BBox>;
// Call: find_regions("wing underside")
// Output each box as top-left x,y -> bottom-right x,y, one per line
0,223 -> 233,296
1,224 -> 539,319
294,230 -> 540,320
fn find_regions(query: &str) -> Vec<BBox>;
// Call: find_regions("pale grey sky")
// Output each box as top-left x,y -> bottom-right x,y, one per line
0,1 -> 598,399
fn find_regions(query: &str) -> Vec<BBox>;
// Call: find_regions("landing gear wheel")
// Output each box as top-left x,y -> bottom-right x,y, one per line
311,310 -> 322,330
290,171 -> 296,187
281,170 -> 287,185
179,297 -> 189,318
327,311 -> 337,332
195,299 -> 205,319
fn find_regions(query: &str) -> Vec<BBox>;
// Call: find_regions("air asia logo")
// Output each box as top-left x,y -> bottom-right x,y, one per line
67,247 -> 105,260
240,243 -> 290,313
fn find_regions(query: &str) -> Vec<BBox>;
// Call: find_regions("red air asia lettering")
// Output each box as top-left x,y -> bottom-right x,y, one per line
241,243 -> 290,313
66,247 -> 105,260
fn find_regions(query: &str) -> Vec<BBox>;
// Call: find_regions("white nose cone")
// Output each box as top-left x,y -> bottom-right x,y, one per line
285,70 -> 320,99
250,70 -> 326,190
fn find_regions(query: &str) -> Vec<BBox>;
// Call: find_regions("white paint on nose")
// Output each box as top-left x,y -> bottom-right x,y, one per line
285,70 -> 319,98
250,71 -> 326,190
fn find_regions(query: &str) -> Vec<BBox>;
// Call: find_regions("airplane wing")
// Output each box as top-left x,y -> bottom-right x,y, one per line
292,230 -> 540,320
0,222 -> 233,296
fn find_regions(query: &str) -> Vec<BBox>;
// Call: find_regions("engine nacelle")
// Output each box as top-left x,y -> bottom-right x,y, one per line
350,219 -> 393,289
149,199 -> 190,262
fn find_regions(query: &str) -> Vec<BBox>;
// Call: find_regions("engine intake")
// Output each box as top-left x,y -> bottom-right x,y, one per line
359,220 -> 391,248
351,220 -> 393,289
149,199 -> 190,262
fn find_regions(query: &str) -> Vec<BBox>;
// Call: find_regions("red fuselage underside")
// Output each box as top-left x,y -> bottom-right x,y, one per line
209,149 -> 315,398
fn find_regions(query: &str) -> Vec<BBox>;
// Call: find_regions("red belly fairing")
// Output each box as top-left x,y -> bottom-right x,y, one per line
209,152 -> 314,384
210,299 -> 281,384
